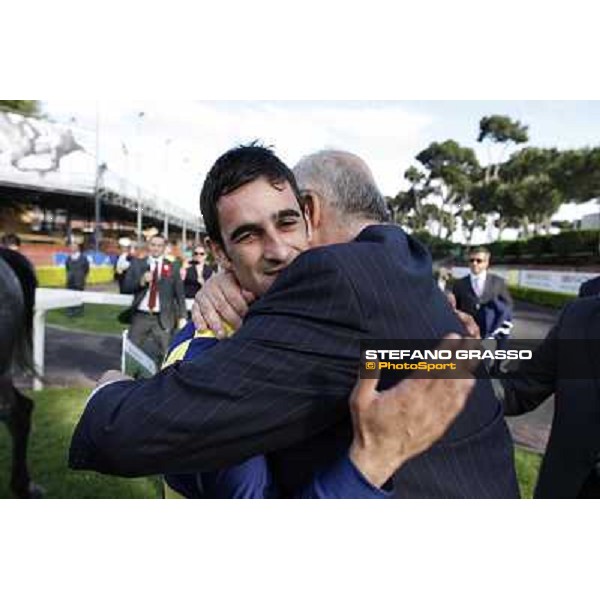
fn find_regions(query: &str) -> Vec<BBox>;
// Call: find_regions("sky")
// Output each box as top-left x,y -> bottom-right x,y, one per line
41,100 -> 600,236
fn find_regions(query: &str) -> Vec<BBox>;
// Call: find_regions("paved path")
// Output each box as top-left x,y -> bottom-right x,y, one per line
20,299 -> 561,453
503,300 -> 558,454
39,327 -> 122,387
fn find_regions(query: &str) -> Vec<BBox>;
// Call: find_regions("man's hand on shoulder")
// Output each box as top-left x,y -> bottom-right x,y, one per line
348,334 -> 477,488
191,271 -> 255,338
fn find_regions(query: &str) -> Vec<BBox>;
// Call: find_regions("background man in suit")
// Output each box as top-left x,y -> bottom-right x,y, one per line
70,145 -> 518,498
452,247 -> 513,340
452,247 -> 513,375
65,242 -> 89,317
499,297 -> 600,498
579,275 -> 600,297
122,235 -> 186,369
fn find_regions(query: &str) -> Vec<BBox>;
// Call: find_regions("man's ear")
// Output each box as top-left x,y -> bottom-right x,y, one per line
303,205 -> 313,242
206,238 -> 232,272
303,191 -> 322,231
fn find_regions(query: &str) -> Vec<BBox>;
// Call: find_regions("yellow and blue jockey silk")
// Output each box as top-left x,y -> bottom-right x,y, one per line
162,321 -> 235,369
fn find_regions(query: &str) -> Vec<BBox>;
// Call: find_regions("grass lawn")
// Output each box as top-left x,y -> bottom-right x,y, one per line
0,387 -> 543,499
46,304 -> 127,336
0,387 -> 162,499
514,446 -> 543,499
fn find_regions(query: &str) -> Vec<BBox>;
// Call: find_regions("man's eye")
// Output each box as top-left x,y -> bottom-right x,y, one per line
236,232 -> 257,243
279,219 -> 299,228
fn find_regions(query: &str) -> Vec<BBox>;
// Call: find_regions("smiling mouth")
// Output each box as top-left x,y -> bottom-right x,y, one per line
264,266 -> 288,276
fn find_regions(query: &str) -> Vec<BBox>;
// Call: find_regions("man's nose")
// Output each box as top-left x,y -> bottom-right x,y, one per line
263,232 -> 293,263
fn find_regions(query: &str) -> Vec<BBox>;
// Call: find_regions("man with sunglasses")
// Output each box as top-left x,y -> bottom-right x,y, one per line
452,247 -> 513,351
182,244 -> 214,300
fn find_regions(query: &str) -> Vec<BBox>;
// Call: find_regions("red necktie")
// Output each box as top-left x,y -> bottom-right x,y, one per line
148,263 -> 159,311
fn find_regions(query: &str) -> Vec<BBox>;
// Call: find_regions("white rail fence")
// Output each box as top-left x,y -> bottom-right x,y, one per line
33,288 -> 192,390
34,268 -> 598,390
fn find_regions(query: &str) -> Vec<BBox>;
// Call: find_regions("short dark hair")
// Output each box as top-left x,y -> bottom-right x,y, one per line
470,246 -> 490,257
1,233 -> 21,247
199,143 -> 303,246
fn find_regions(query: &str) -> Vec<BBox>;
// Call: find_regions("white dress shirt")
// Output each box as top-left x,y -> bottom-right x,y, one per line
470,271 -> 487,297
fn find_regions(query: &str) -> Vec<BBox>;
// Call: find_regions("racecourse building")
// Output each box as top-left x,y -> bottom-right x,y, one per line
0,108 -> 202,262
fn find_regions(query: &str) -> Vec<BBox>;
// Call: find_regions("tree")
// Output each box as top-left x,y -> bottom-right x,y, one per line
550,147 -> 600,203
0,100 -> 40,116
460,207 -> 487,245
478,115 -> 529,181
499,149 -> 565,238
394,115 -> 598,245
389,166 -> 434,230
414,140 -> 481,239
518,174 -> 563,235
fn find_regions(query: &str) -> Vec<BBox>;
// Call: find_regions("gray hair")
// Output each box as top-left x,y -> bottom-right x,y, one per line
293,150 -> 390,223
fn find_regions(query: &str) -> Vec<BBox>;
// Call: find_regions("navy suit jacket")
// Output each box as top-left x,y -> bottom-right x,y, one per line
502,297 -> 600,498
70,225 -> 519,498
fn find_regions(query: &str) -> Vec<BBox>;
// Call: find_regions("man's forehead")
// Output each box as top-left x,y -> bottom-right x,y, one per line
217,178 -> 300,230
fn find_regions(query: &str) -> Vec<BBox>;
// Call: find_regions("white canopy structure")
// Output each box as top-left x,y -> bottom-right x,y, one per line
0,109 -> 202,238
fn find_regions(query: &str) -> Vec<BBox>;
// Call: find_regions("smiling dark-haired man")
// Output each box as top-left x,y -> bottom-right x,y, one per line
70,144 -> 518,498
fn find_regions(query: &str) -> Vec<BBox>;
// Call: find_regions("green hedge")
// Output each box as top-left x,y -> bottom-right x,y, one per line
36,265 -> 115,287
412,231 -> 459,260
415,229 -> 600,265
485,230 -> 599,265
508,285 -> 576,310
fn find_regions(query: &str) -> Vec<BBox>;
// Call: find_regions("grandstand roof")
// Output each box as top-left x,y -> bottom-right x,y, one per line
0,109 -> 202,232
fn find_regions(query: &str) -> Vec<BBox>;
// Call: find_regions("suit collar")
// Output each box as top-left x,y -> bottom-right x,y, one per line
355,223 -> 404,243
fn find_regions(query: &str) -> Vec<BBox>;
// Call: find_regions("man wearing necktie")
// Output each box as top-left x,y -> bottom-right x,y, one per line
451,246 -> 513,344
123,235 -> 186,369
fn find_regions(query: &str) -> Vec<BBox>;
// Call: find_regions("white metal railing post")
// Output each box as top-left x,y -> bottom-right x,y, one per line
32,307 -> 46,391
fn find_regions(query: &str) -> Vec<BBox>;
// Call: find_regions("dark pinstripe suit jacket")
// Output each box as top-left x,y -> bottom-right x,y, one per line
502,298 -> 600,498
70,225 -> 519,498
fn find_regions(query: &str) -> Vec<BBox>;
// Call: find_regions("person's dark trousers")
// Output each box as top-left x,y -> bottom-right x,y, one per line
129,311 -> 172,369
66,285 -> 85,317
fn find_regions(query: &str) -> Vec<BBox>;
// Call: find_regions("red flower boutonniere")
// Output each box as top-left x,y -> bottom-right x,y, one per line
162,263 -> 172,277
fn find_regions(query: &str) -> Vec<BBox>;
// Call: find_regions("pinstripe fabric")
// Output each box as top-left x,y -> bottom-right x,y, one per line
70,224 -> 519,498
503,298 -> 600,498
